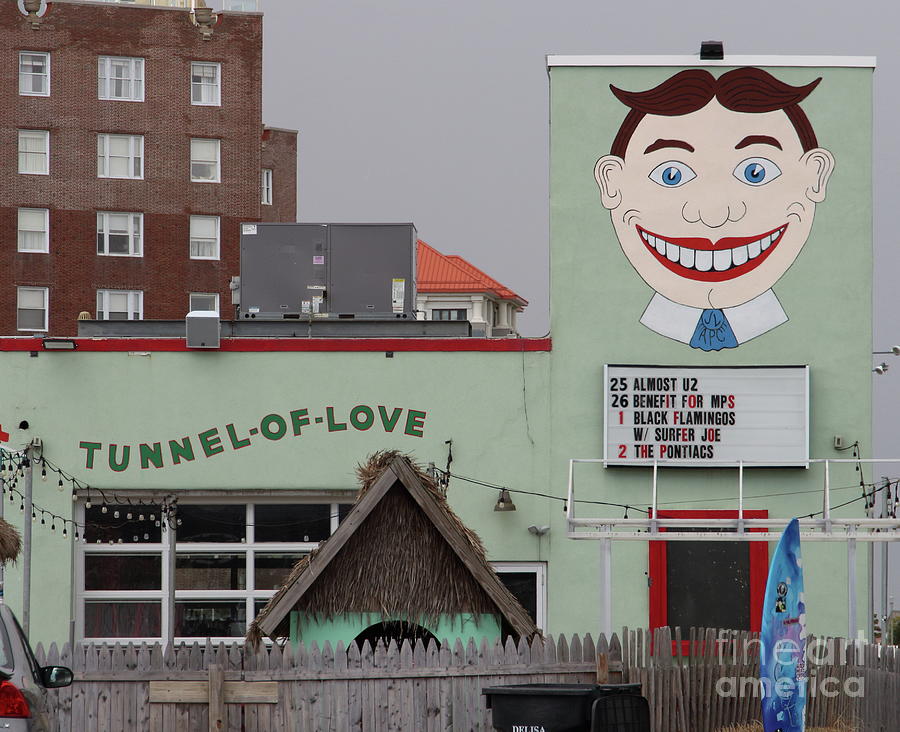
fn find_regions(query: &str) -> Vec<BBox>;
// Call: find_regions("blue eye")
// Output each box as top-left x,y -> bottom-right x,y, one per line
649,161 -> 696,188
734,157 -> 781,186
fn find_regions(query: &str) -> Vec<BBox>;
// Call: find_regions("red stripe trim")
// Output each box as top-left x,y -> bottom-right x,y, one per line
648,509 -> 769,655
0,337 -> 552,353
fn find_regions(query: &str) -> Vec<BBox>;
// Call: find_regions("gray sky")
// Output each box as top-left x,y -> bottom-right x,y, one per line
253,0 -> 900,619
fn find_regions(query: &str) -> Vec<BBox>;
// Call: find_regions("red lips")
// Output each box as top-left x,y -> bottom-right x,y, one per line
637,224 -> 787,282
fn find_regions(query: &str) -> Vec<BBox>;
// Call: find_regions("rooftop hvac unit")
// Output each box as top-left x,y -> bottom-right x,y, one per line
186,311 -> 220,349
239,223 -> 416,320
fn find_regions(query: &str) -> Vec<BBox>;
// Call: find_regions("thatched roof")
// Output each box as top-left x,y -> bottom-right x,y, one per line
0,520 -> 21,564
248,451 -> 539,645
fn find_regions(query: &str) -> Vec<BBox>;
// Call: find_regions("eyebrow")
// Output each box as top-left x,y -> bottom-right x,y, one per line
735,135 -> 782,150
643,138 -> 695,154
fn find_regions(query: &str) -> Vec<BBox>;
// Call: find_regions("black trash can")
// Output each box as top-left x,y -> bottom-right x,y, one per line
482,683 -> 645,732
482,683 -> 599,732
590,688 -> 650,732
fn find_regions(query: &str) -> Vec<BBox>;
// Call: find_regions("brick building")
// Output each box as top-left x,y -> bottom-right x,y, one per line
2,0 -> 296,335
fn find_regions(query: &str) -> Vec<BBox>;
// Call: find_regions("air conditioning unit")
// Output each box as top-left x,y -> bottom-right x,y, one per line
186,311 -> 220,349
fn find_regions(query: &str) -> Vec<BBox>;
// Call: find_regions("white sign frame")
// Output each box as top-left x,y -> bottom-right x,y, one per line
603,364 -> 810,468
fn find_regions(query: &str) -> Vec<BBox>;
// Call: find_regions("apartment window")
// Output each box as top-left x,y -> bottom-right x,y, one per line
97,134 -> 143,179
261,169 -> 273,205
17,208 -> 49,253
492,562 -> 547,632
19,52 -> 49,96
225,0 -> 259,10
18,130 -> 49,175
189,293 -> 219,313
189,216 -> 219,259
432,308 -> 467,321
97,290 -> 142,321
190,139 -> 220,182
191,62 -> 220,106
78,500 -> 351,641
16,287 -> 48,332
98,56 -> 144,101
97,212 -> 143,257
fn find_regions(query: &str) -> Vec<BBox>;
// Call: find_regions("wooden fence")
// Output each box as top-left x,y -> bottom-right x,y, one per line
33,627 -> 899,731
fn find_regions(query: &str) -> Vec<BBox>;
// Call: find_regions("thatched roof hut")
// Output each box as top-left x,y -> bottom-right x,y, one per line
0,520 -> 21,564
248,451 -> 538,646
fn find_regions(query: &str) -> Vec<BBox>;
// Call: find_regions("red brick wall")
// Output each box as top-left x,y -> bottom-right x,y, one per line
0,2 -> 293,334
260,127 -> 297,223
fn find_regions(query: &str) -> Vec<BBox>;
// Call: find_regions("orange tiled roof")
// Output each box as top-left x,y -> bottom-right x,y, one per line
416,240 -> 527,307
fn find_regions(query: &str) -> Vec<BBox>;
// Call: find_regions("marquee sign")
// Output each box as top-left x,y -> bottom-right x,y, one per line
604,365 -> 809,467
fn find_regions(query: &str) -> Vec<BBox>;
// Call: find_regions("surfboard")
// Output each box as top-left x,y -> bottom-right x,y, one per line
760,517 -> 807,732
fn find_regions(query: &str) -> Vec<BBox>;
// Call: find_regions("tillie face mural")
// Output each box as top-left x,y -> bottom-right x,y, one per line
594,68 -> 835,351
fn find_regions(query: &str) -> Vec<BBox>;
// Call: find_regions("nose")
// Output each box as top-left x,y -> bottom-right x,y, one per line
682,198 -> 747,229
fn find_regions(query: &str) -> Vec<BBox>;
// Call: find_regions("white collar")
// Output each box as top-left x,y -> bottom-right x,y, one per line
639,290 -> 788,346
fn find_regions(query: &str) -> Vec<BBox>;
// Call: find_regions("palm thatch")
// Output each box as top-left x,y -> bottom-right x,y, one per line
0,519 -> 21,563
248,451 -> 539,646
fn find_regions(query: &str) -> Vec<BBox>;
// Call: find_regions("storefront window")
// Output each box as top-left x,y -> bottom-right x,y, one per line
78,498 -> 353,642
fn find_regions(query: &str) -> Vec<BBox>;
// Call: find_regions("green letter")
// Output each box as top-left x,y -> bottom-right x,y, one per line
260,414 -> 287,440
326,407 -> 347,432
226,423 -> 251,450
290,409 -> 310,435
108,444 -> 131,472
404,410 -> 426,437
378,406 -> 402,433
139,442 -> 164,469
79,441 -> 101,470
169,437 -> 195,465
350,405 -> 374,431
198,428 -> 224,457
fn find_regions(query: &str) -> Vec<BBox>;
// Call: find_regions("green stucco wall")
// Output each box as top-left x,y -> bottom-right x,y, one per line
0,60 -> 873,649
291,613 -> 501,649
547,63 -> 872,638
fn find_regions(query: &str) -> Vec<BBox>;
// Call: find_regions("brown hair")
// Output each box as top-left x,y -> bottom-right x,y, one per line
609,67 -> 821,158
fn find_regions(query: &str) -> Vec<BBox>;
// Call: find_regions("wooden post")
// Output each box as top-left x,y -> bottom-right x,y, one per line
596,633 -> 609,684
208,664 -> 225,731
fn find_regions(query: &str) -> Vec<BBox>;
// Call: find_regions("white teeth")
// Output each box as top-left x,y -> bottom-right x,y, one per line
695,250 -> 713,272
713,249 -> 732,271
643,227 -> 782,272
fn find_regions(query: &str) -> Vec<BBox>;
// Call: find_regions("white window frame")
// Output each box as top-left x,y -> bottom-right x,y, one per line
17,208 -> 49,253
98,56 -> 144,102
19,51 -> 50,97
16,286 -> 48,332
97,134 -> 144,180
224,0 -> 259,10
261,168 -> 273,205
97,212 -> 143,257
492,561 -> 547,632
18,129 -> 49,175
189,292 -> 220,313
189,216 -> 220,260
191,62 -> 221,106
75,498 -> 352,644
190,138 -> 220,183
96,289 -> 143,321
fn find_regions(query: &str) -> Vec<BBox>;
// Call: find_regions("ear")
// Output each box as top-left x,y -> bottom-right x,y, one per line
802,148 -> 835,203
594,155 -> 626,210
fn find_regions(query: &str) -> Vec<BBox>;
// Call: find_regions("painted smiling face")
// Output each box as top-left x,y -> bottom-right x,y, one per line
595,99 -> 834,309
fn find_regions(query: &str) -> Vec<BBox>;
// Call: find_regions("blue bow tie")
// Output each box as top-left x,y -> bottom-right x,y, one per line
690,309 -> 738,351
